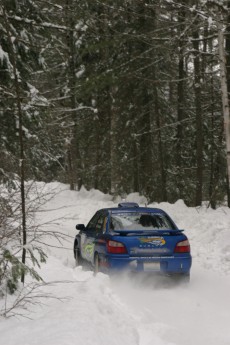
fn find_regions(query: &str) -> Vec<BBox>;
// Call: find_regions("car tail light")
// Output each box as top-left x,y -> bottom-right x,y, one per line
174,240 -> 190,253
106,240 -> 127,254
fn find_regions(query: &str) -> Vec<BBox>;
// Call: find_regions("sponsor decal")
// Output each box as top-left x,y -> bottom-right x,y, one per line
139,237 -> 166,247
130,248 -> 169,254
84,243 -> 94,256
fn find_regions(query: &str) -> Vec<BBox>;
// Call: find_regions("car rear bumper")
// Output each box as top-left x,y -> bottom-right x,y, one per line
100,254 -> 192,274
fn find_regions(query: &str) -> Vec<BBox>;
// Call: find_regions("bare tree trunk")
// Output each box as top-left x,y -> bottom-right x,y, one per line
224,2 -> 230,207
154,84 -> 167,202
217,21 -> 230,194
176,2 -> 186,199
193,25 -> 203,206
133,137 -> 140,193
138,91 -> 154,198
110,87 -> 120,197
209,75 -> 216,208
94,123 -> 100,190
65,0 -> 82,190
3,6 -> 27,283
65,140 -> 75,191
207,30 -> 218,209
151,8 -> 167,202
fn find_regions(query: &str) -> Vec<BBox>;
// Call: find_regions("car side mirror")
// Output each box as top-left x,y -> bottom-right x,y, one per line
76,224 -> 86,231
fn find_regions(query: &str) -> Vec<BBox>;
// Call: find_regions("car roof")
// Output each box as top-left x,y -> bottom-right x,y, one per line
99,206 -> 166,214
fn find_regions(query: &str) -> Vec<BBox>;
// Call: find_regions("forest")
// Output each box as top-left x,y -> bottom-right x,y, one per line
2,0 -> 230,311
1,0 -> 230,210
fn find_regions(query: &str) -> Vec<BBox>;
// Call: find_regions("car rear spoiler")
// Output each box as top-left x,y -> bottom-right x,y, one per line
112,229 -> 184,236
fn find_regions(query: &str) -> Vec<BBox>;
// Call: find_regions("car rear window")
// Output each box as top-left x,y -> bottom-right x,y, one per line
110,212 -> 176,231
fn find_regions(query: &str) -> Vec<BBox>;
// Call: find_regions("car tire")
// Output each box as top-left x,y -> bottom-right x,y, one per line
75,248 -> 82,267
94,253 -> 100,275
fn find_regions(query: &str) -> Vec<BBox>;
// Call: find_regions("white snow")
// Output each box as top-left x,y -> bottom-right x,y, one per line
0,45 -> 13,78
76,65 -> 85,79
0,45 -> 8,63
0,182 -> 230,345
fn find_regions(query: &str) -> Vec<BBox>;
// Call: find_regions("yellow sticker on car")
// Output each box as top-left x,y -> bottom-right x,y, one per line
139,237 -> 166,246
84,243 -> 95,256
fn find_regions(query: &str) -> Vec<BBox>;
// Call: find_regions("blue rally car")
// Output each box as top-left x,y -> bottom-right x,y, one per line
74,202 -> 192,281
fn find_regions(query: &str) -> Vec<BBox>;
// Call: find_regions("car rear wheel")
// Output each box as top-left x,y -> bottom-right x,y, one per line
75,248 -> 82,267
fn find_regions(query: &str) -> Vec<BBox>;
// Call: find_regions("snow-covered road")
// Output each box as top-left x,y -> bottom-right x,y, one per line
0,182 -> 230,345
113,263 -> 230,345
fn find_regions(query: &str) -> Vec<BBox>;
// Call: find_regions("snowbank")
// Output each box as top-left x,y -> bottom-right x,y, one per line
0,182 -> 230,345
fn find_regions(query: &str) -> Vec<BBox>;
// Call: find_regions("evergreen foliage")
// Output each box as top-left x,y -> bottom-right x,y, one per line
0,0 -> 229,207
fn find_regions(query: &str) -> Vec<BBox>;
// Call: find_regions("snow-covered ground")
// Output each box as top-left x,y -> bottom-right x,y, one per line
1,182 -> 230,345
